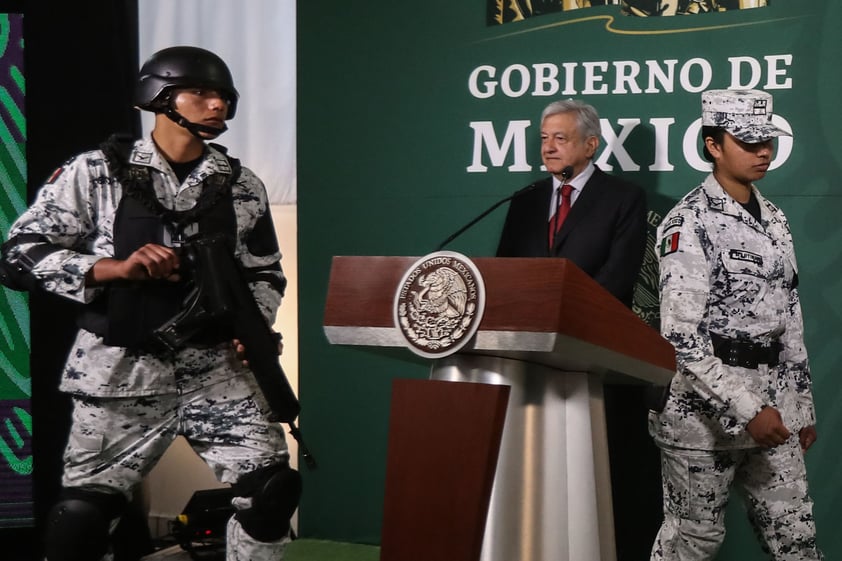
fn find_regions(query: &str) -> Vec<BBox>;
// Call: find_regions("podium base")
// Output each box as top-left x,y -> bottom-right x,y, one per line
380,378 -> 510,561
431,354 -> 617,561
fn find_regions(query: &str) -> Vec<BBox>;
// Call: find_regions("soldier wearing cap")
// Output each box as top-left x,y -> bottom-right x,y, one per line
648,89 -> 822,560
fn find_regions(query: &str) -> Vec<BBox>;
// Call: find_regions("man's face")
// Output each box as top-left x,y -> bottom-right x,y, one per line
706,132 -> 774,186
171,87 -> 231,137
540,112 -> 598,180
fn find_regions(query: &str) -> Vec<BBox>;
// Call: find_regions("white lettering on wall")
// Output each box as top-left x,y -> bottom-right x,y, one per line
612,61 -> 643,94
532,63 -> 560,96
645,60 -> 678,93
728,56 -> 763,89
467,120 -> 533,172
727,54 -> 793,90
596,118 -> 642,171
466,55 -> 793,99
678,58 -> 713,93
464,53 -> 795,175
468,65 -> 497,99
650,118 -> 676,172
500,64 -> 531,97
468,115 -> 794,173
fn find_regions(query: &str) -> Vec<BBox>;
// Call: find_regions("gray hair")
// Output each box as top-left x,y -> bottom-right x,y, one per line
541,99 -> 601,140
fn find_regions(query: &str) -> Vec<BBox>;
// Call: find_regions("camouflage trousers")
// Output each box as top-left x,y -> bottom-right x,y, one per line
61,372 -> 290,561
650,437 -> 822,561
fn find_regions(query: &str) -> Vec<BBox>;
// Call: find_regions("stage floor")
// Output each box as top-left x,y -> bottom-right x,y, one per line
141,539 -> 380,561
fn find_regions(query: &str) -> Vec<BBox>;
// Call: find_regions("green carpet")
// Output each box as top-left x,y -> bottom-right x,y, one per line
285,539 -> 380,561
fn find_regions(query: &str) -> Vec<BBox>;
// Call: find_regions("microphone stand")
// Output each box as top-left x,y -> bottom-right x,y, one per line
435,166 -> 573,252
435,192 -> 524,252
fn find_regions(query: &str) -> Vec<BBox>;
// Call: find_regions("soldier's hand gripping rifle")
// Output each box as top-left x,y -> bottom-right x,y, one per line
152,233 -> 316,469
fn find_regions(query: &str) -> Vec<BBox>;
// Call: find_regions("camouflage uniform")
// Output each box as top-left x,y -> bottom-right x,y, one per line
648,174 -> 821,560
3,137 -> 290,561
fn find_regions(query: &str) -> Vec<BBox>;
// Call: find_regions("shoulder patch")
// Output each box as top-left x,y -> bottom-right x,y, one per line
46,166 -> 65,184
661,215 -> 684,233
659,231 -> 681,257
213,154 -> 233,174
707,195 -> 726,212
129,150 -> 153,165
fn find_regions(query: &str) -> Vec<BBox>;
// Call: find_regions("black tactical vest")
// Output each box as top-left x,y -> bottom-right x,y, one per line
78,134 -> 241,350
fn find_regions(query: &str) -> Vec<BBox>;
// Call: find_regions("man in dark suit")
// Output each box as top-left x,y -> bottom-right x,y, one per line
497,99 -> 657,561
497,98 -> 647,306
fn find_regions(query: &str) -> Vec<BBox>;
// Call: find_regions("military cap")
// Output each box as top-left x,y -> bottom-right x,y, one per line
701,89 -> 790,143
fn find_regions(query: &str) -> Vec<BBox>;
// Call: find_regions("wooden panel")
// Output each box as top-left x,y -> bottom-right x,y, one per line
380,379 -> 510,561
324,255 -> 414,327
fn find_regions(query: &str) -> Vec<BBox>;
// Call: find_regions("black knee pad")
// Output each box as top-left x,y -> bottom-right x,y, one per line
232,462 -> 302,542
44,488 -> 126,561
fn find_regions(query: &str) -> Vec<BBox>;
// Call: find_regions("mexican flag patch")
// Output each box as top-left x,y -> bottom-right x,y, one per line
46,166 -> 65,184
659,231 -> 681,256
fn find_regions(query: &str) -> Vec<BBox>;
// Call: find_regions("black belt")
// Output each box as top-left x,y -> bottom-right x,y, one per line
710,333 -> 781,369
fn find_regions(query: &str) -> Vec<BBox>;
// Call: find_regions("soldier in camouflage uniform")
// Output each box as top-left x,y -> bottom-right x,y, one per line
0,47 -> 298,561
649,89 -> 822,560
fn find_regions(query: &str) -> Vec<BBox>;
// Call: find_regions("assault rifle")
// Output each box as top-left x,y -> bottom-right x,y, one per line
153,233 -> 316,469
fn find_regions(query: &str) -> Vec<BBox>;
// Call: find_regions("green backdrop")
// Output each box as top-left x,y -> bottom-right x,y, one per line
298,2 -> 842,558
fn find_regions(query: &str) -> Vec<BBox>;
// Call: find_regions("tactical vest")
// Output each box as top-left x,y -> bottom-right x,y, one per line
78,134 -> 241,350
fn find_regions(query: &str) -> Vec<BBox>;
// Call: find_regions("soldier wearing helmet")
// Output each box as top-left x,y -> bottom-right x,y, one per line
135,45 -> 240,138
0,46 -> 298,560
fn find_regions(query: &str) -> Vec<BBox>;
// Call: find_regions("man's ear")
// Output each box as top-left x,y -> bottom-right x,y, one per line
585,135 -> 599,159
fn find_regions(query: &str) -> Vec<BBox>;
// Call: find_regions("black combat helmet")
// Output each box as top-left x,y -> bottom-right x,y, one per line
135,46 -> 239,119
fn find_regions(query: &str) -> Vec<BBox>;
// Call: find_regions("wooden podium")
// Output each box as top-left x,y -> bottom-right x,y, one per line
324,256 -> 675,561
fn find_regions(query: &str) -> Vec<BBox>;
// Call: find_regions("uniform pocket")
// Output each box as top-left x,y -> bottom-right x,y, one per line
661,447 -> 735,522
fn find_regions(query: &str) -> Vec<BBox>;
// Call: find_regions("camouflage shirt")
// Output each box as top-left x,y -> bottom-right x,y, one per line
3,136 -> 284,397
649,174 -> 815,450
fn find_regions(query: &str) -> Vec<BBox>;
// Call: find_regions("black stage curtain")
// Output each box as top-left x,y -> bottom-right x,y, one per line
3,1 -> 139,559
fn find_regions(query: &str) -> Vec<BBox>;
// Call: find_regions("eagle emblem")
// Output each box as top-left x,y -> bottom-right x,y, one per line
394,252 -> 486,358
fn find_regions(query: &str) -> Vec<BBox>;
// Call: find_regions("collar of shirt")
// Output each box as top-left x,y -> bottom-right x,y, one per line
701,173 -> 792,243
129,135 -> 233,185
549,161 -> 594,219
702,173 -> 765,222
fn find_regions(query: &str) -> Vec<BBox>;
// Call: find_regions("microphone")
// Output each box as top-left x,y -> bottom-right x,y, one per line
549,165 -> 575,208
435,183 -> 540,251
558,165 -> 574,182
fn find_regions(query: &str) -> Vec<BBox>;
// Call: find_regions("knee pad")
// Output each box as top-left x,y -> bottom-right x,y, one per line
44,488 -> 126,561
232,462 -> 302,542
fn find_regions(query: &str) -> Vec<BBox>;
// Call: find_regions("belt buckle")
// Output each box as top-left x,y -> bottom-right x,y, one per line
728,345 -> 741,367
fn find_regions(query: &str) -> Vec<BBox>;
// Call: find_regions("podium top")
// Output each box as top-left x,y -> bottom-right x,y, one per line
324,256 -> 676,385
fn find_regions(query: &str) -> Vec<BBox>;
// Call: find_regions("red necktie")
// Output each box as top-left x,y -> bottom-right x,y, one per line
549,184 -> 573,248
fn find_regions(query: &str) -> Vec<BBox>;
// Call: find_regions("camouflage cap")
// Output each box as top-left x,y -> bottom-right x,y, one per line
701,89 -> 790,143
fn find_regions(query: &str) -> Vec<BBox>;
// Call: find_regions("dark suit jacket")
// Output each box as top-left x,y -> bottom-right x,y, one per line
496,166 -> 647,307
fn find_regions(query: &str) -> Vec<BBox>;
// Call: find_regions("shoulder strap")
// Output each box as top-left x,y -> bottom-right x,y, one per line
208,142 -> 242,184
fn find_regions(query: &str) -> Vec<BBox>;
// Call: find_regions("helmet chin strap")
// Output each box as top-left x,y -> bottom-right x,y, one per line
164,107 -> 227,139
